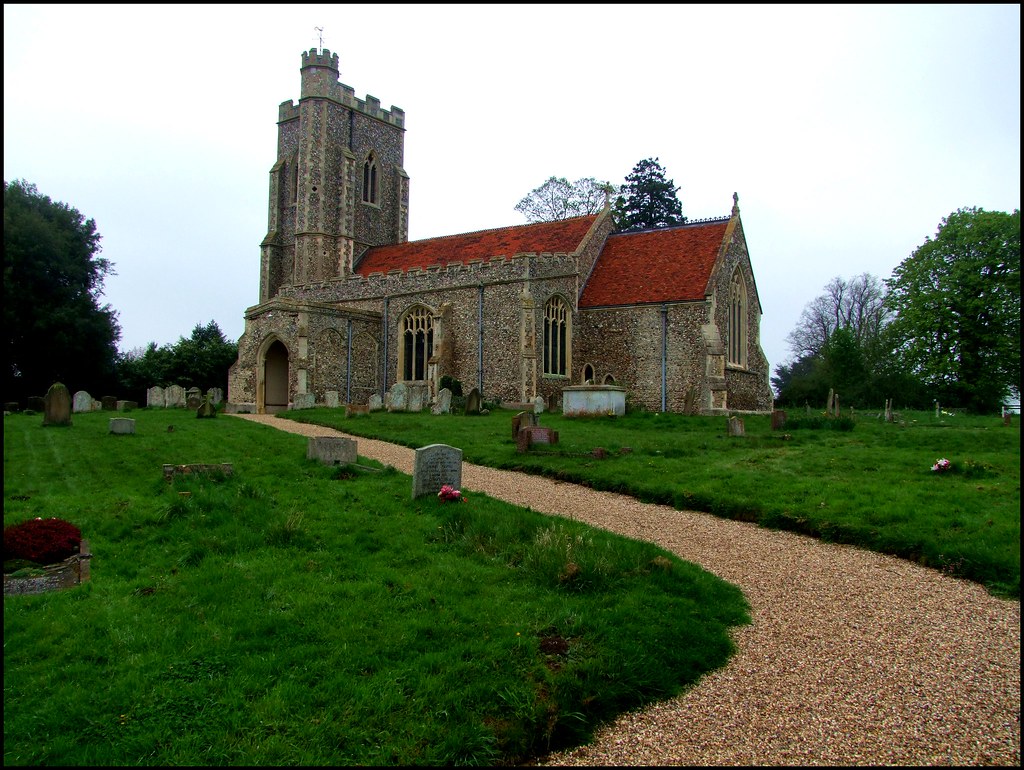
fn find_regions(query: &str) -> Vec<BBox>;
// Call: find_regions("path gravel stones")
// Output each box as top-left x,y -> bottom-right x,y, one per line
228,413 -> 1021,765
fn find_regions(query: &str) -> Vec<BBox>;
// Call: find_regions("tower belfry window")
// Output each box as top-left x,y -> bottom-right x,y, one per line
362,154 -> 378,205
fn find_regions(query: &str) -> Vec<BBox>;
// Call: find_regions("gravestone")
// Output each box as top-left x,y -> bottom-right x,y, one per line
116,400 -> 138,412
407,383 -> 428,413
72,390 -> 93,414
196,395 -> 217,418
165,385 -> 185,409
292,393 -> 315,410
307,436 -> 357,466
324,390 -> 340,409
346,403 -> 370,417
532,395 -> 545,415
771,409 -> 787,430
43,383 -> 72,426
431,388 -> 452,415
109,417 -> 136,434
101,396 -> 118,411
185,387 -> 203,410
386,382 -> 408,412
206,387 -> 224,405
147,386 -> 165,408
26,396 -> 45,412
368,394 -> 384,412
727,416 -> 745,437
512,410 -> 538,438
464,387 -> 481,415
91,399 -> 102,411
5,402 -> 19,413
411,443 -> 463,500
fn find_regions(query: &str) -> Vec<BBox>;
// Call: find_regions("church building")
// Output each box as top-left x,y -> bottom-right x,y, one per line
227,49 -> 773,414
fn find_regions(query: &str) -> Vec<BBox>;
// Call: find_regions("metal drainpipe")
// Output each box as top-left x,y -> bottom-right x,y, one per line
661,304 -> 668,412
382,296 -> 389,398
478,284 -> 484,394
346,318 -> 353,404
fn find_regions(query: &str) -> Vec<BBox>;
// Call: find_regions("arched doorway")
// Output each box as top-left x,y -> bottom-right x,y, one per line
263,340 -> 289,414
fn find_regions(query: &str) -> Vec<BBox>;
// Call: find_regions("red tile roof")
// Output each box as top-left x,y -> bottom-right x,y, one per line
356,215 -> 599,274
580,221 -> 729,307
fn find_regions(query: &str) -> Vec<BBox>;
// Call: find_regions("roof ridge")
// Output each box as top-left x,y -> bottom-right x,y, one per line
611,216 -> 730,237
374,214 -> 600,250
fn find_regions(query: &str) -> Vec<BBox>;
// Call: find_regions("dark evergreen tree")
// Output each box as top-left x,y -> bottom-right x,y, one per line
611,157 -> 686,232
3,180 -> 121,402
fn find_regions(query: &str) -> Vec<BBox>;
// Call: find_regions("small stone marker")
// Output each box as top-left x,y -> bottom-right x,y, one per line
324,390 -> 340,409
431,387 -> 452,415
72,390 -> 93,413
464,387 -> 481,415
368,394 -> 383,412
292,393 -> 315,410
165,385 -> 185,408
43,383 -> 73,426
771,409 -> 787,430
532,395 -> 545,415
101,395 -> 118,411
206,387 -> 224,405
147,386 -> 166,408
196,395 -> 217,418
386,382 -> 408,412
412,443 -> 463,499
307,436 -> 357,466
109,417 -> 136,434
727,416 -> 745,437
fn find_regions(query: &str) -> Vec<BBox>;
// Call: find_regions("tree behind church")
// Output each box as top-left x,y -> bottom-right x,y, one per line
514,176 -> 617,223
612,157 -> 686,232
3,180 -> 121,402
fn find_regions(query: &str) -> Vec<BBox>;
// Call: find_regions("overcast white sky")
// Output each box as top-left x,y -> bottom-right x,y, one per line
4,4 -> 1020,374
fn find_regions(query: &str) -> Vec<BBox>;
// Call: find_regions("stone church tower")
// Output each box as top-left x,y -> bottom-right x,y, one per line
259,48 -> 409,302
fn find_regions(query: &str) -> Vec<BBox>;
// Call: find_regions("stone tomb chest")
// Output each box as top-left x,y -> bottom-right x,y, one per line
561,385 -> 627,417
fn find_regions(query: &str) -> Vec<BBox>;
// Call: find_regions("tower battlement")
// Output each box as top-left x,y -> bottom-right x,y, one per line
301,48 -> 340,71
292,48 -> 404,128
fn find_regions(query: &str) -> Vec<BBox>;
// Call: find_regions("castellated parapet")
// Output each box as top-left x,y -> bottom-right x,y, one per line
284,48 -> 405,128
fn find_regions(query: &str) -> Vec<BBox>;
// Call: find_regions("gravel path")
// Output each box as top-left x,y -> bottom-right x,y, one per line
227,413 -> 1021,766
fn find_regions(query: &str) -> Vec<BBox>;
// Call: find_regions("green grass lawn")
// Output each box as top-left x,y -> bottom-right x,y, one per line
283,405 -> 1021,599
3,410 -> 749,766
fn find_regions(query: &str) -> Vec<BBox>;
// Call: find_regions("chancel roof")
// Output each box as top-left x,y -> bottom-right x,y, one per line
356,215 -> 599,274
579,221 -> 730,307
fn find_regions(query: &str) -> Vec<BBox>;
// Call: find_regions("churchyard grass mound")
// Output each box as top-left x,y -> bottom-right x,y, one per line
283,407 -> 1021,599
3,410 -> 748,765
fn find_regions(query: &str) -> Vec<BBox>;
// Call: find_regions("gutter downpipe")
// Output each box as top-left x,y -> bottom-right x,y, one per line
661,304 -> 668,412
346,318 -> 353,404
382,296 -> 389,398
478,284 -> 484,394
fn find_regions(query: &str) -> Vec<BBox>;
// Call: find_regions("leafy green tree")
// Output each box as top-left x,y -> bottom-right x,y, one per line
885,207 -> 1020,414
115,342 -> 176,403
168,321 -> 238,396
611,157 -> 686,232
514,176 -> 616,223
3,180 -> 121,401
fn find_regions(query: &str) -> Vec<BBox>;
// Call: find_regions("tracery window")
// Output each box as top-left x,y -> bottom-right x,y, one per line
728,270 -> 747,367
543,296 -> 570,377
362,153 -> 378,205
400,306 -> 433,381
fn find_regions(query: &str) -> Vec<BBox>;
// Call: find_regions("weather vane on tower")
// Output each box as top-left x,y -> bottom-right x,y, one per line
314,26 -> 324,53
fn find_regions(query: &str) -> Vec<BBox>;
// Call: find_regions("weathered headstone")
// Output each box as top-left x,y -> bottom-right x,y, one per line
411,443 -> 463,499
101,396 -> 118,411
72,390 -> 93,414
324,390 -> 340,409
307,436 -> 357,466
43,383 -> 73,426
196,395 -> 217,418
532,395 -> 545,415
464,387 -> 481,415
4,402 -> 19,413
206,387 -> 224,405
116,400 -> 138,412
185,387 -> 203,410
727,416 -> 745,437
165,385 -> 185,409
91,399 -> 102,411
512,410 -> 538,438
292,393 -> 315,410
26,396 -> 45,412
368,394 -> 384,412
109,417 -> 136,434
771,409 -> 787,430
386,382 -> 408,412
147,386 -> 166,408
407,383 -> 428,412
431,388 -> 452,415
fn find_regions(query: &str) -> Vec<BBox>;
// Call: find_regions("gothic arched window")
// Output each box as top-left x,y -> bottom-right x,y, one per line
543,296 -> 570,377
728,270 -> 747,367
400,306 -> 433,381
362,153 -> 378,205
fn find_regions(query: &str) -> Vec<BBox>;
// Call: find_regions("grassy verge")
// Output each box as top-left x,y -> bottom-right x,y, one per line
282,407 -> 1021,599
3,410 -> 748,765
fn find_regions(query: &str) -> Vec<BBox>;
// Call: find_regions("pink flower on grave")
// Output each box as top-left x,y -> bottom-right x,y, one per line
931,458 -> 952,473
438,484 -> 462,502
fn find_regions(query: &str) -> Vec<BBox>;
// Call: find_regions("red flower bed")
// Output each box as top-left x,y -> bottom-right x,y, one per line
4,517 -> 82,565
